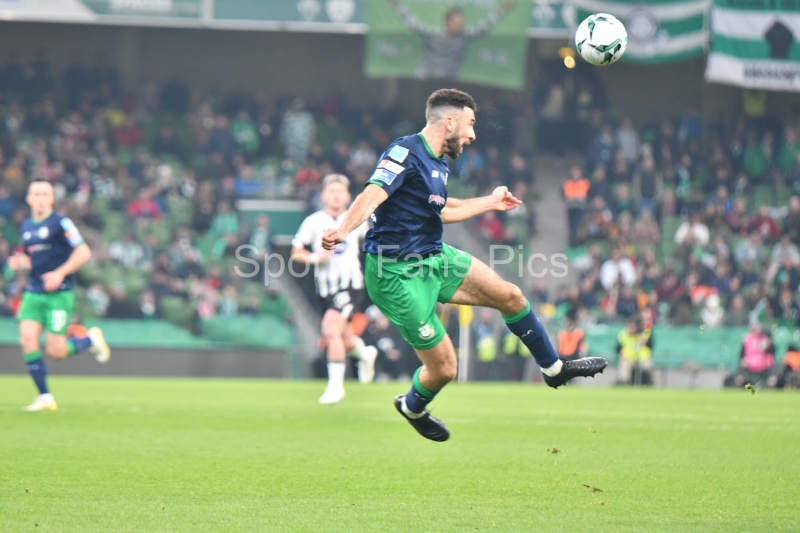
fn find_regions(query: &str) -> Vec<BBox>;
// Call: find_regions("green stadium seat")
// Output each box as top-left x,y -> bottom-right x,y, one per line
77,264 -> 104,285
197,232 -> 216,259
102,213 -> 127,243
1,218 -> 18,247
93,197 -> 112,216
660,216 -> 681,262
102,264 -> 124,288
166,196 -> 193,227
201,315 -> 295,348
74,298 -> 98,320
123,269 -> 149,295
135,219 -> 173,247
564,245 -> 588,262
775,186 -> 791,206
160,296 -> 196,330
752,185 -> 774,209
152,220 -> 174,246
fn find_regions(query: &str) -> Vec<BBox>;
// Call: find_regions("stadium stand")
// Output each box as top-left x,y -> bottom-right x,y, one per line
1,53 -> 798,386
0,57 -> 308,348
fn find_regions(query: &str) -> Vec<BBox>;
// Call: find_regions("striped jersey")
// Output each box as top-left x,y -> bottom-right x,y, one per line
292,210 -> 368,298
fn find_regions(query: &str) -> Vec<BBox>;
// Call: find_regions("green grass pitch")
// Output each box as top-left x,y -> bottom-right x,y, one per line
1,376 -> 798,532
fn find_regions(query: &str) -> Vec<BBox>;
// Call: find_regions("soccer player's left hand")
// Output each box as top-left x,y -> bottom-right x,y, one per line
491,186 -> 522,212
41,271 -> 65,292
321,229 -> 346,251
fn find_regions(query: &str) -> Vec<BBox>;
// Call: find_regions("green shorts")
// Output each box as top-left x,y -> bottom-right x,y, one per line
16,290 -> 75,335
365,243 -> 473,350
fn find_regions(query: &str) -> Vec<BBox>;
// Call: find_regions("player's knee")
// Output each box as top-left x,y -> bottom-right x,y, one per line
46,338 -> 68,359
321,318 -> 344,340
501,283 -> 527,315
440,361 -> 458,382
508,284 -> 525,305
431,358 -> 457,383
20,336 -> 39,353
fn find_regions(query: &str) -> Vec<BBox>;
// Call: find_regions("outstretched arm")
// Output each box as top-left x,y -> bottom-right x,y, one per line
441,186 -> 521,224
388,0 -> 440,37
322,184 -> 389,250
465,0 -> 516,38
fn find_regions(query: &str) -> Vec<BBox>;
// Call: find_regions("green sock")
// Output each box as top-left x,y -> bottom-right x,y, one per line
404,367 -> 438,414
24,350 -> 43,363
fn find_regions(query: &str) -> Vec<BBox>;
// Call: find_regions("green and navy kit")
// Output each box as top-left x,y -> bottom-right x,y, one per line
365,134 -> 450,258
20,212 -> 84,293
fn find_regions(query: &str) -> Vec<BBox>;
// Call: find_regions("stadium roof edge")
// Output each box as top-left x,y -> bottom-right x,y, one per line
0,15 -> 570,38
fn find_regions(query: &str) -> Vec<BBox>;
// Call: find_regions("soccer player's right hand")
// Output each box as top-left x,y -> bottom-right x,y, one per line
312,250 -> 333,264
8,253 -> 31,271
321,229 -> 346,251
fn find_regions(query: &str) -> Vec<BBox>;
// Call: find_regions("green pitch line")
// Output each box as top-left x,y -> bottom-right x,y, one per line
0,376 -> 798,532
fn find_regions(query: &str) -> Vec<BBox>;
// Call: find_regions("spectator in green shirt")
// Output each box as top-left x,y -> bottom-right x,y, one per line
262,287 -> 292,323
210,201 -> 239,259
231,110 -> 258,157
742,132 -> 769,181
776,126 -> 800,174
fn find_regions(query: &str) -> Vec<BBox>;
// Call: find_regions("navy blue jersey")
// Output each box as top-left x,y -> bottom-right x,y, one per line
364,134 -> 450,258
20,212 -> 84,293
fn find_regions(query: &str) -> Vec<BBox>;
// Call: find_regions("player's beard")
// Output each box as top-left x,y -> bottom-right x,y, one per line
443,134 -> 464,159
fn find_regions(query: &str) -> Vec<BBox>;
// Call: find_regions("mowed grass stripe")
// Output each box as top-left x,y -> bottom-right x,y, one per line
0,376 -> 798,532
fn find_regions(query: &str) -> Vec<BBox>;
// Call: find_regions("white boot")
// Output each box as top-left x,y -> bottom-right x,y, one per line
88,327 -> 111,363
24,393 -> 58,411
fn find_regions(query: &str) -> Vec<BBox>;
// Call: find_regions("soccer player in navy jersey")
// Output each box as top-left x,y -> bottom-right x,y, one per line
8,180 -> 110,411
322,89 -> 607,441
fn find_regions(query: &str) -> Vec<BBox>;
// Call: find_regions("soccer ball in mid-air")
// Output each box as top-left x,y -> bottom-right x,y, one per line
575,13 -> 627,66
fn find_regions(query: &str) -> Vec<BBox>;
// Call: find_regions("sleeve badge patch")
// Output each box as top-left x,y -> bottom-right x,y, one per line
387,145 -> 409,163
369,169 -> 398,186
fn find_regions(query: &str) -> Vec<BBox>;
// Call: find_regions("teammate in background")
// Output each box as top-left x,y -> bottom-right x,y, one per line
292,174 -> 378,404
8,180 -> 111,411
322,89 -> 607,441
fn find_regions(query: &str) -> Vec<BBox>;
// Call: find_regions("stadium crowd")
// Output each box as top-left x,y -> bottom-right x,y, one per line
556,109 -> 800,387
0,55 -> 321,329
0,55 -> 535,341
1,53 -> 797,386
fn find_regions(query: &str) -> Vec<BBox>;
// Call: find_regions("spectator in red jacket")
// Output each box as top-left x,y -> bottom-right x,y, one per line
128,188 -> 162,221
476,211 -> 505,243
114,116 -> 144,147
748,205 -> 780,242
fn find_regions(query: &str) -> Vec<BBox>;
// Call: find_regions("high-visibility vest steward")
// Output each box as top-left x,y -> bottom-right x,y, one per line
616,328 -> 653,361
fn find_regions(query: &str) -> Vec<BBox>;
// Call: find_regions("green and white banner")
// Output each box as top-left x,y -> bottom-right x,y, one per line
82,0 -> 201,19
214,0 -> 364,27
706,0 -> 800,92
572,0 -> 711,63
0,0 -> 570,36
0,0 -> 202,23
530,1 -> 573,36
365,0 -> 531,90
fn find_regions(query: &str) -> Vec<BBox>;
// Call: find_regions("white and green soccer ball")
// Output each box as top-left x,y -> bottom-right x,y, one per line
575,13 -> 628,66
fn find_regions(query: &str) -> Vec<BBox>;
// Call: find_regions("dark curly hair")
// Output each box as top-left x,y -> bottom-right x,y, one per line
425,89 -> 477,122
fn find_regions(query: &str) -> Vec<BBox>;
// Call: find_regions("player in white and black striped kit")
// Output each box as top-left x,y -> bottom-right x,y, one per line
292,174 -> 378,404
